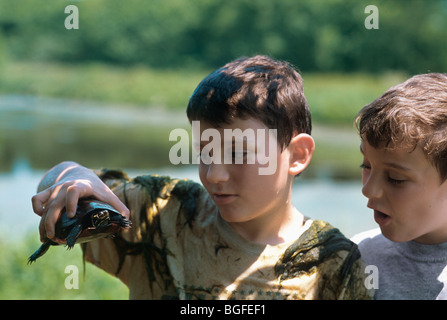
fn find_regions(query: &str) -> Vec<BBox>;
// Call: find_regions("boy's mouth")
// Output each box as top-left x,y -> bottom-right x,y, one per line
213,193 -> 238,205
374,210 -> 391,227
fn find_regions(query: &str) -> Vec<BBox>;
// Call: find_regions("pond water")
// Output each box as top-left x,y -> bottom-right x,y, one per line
0,95 -> 377,242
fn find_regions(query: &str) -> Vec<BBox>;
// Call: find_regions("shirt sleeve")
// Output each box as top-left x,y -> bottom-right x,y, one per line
82,169 -> 158,288
82,169 -> 204,299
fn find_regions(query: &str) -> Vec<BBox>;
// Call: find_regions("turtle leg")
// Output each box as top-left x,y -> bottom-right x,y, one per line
119,218 -> 131,228
114,216 -> 131,229
28,241 -> 52,264
66,223 -> 83,249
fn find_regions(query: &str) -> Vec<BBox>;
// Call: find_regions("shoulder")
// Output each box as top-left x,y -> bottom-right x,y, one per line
94,169 -> 206,208
124,174 -> 208,226
350,228 -> 390,253
277,219 -> 361,282
94,169 -> 211,238
289,220 -> 372,299
350,228 -> 382,245
306,219 -> 356,250
350,228 -> 394,265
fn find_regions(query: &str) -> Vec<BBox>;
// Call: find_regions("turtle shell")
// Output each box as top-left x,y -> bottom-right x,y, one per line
28,199 -> 131,264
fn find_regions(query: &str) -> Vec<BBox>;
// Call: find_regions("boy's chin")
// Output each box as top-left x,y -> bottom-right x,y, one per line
218,208 -> 249,224
219,211 -> 242,224
380,227 -> 416,243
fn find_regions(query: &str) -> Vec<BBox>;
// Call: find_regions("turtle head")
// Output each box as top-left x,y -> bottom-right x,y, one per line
91,210 -> 111,228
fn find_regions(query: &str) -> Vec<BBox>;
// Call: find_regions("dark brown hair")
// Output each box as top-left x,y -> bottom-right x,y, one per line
356,73 -> 447,181
186,55 -> 311,150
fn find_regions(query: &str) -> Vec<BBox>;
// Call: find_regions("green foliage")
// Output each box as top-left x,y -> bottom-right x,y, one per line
304,72 -> 407,125
0,234 -> 128,299
0,0 -> 446,73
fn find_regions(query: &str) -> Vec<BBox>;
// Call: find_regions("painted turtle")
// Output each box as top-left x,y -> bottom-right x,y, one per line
28,199 -> 131,264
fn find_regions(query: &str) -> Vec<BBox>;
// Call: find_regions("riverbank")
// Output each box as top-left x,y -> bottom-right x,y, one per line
0,94 -> 363,179
0,61 -> 406,124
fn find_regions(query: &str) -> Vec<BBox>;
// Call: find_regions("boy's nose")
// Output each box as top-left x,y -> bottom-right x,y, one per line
206,163 -> 230,184
362,173 -> 383,200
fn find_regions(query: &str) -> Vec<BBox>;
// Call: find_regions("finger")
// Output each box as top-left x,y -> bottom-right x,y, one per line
38,183 -> 63,237
65,185 -> 82,218
39,218 -> 66,243
43,194 -> 66,239
38,217 -> 47,242
104,191 -> 130,219
32,188 -> 52,216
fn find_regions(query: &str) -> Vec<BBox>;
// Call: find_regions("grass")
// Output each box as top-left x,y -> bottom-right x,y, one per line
0,61 -> 207,110
304,72 -> 407,125
0,234 -> 128,299
0,61 -> 408,126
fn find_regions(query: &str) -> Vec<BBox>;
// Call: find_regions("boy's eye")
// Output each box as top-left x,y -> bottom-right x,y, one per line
231,151 -> 248,164
360,163 -> 371,170
232,151 -> 247,158
387,172 -> 407,185
199,149 -> 213,164
387,177 -> 406,185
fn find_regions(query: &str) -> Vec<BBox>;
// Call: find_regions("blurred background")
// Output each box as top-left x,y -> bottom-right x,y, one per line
0,0 -> 446,299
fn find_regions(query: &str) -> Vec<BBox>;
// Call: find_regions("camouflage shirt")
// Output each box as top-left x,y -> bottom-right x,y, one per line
83,169 -> 373,300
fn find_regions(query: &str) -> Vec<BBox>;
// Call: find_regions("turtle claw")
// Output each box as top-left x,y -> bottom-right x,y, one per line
65,234 -> 77,250
27,256 -> 36,265
27,242 -> 51,264
120,219 -> 131,229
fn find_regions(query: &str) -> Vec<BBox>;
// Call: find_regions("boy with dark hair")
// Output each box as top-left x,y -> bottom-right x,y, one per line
32,55 -> 371,299
353,73 -> 447,299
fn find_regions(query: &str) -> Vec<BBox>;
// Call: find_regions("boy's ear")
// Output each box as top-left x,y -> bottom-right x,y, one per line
288,133 -> 315,176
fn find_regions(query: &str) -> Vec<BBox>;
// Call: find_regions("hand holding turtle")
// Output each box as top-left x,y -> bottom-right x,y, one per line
31,161 -> 130,243
28,199 -> 131,263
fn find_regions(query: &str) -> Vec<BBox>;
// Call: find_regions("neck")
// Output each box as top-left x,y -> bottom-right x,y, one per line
230,203 -> 305,245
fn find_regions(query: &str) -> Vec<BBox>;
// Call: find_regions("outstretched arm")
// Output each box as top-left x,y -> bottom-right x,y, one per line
31,161 -> 129,242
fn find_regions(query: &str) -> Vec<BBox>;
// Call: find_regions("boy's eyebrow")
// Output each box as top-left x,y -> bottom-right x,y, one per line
199,140 -> 239,146
383,162 -> 413,172
360,143 -> 413,172
199,140 -> 247,148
